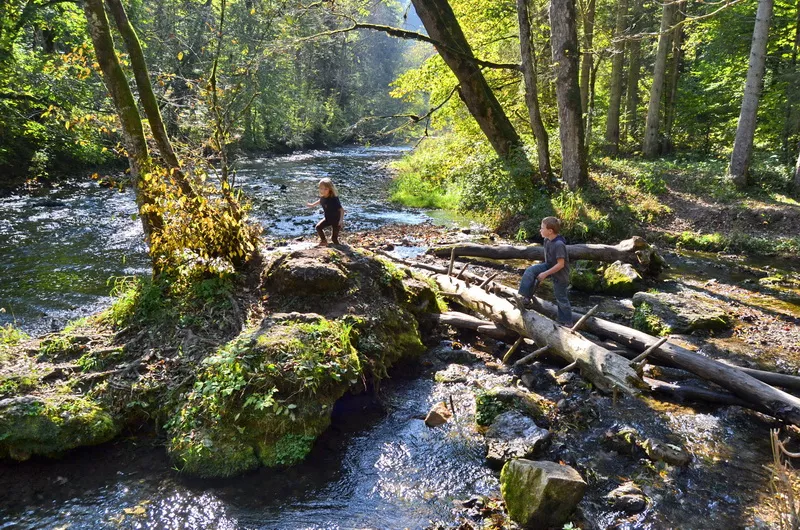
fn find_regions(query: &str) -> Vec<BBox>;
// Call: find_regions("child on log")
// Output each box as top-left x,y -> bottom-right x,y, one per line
306,178 -> 345,246
518,216 -> 572,324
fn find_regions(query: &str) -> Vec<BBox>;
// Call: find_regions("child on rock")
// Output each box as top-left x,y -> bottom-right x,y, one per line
306,178 -> 344,246
518,216 -> 572,324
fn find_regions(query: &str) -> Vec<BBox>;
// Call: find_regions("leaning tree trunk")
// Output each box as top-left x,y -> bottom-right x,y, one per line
105,0 -> 196,198
662,3 -> 685,155
410,0 -> 533,174
579,0 -> 596,117
83,0 -> 161,245
517,0 -> 553,183
782,0 -> 800,164
604,0 -> 627,154
642,0 -> 677,158
729,0 -> 774,187
550,0 -> 588,189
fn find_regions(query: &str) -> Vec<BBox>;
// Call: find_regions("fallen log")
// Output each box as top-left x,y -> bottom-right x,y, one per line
432,311 -> 515,341
644,377 -> 764,412
379,250 -> 800,392
430,273 -> 646,395
430,236 -> 664,272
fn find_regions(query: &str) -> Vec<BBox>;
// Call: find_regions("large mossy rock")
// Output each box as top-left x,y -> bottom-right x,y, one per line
167,248 -> 431,478
632,289 -> 732,334
500,459 -> 587,529
570,260 -> 643,295
0,395 -> 119,460
602,261 -> 644,296
166,316 -> 364,477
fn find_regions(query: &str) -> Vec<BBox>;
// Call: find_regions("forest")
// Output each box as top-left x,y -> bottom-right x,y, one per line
1,0 -> 800,528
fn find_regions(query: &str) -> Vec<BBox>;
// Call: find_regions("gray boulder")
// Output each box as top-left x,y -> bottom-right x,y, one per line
603,261 -> 644,296
485,411 -> 551,468
632,289 -> 732,334
500,459 -> 586,529
606,482 -> 648,513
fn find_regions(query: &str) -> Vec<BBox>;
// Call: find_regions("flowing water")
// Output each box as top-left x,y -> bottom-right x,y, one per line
0,147 -> 460,336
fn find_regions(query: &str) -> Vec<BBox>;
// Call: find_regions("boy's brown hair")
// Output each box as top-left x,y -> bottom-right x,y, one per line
541,216 -> 561,233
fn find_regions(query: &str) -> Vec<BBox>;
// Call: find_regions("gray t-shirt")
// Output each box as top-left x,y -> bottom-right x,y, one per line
544,235 -> 570,283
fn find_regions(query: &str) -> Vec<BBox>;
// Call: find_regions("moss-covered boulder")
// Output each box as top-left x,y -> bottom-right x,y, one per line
0,395 -> 119,460
166,316 -> 363,477
475,387 -> 550,427
570,260 -> 603,292
500,459 -> 586,529
632,289 -> 732,334
603,261 -> 643,296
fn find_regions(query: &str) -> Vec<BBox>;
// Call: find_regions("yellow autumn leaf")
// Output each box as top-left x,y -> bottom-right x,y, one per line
177,51 -> 184,61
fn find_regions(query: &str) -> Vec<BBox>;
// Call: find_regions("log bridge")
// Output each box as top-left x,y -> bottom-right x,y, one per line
378,247 -> 800,428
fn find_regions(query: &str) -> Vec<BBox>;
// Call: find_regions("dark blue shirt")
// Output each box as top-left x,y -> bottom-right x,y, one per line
544,235 -> 569,283
320,195 -> 342,222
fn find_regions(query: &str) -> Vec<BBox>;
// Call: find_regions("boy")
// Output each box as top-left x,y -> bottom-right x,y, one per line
518,216 -> 572,324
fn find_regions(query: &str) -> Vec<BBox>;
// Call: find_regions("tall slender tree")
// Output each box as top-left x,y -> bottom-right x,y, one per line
579,0 -> 596,116
604,0 -> 627,154
642,0 -> 676,158
83,0 -> 161,244
729,0 -> 774,187
550,0 -> 588,189
517,0 -> 552,182
795,142 -> 800,194
624,17 -> 642,143
662,2 -> 685,154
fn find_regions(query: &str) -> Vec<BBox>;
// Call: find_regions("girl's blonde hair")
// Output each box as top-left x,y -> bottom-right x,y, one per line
319,178 -> 338,197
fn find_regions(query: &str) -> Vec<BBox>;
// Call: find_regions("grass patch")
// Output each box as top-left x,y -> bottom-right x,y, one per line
632,302 -> 672,337
675,230 -> 800,255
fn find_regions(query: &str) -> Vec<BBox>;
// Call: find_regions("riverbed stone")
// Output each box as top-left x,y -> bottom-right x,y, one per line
606,482 -> 648,513
642,438 -> 692,466
475,387 -> 549,427
485,410 -> 551,468
603,261 -> 644,296
424,401 -> 453,427
500,459 -> 587,529
632,289 -> 732,334
0,395 -> 119,461
434,364 -> 470,383
264,249 -> 349,295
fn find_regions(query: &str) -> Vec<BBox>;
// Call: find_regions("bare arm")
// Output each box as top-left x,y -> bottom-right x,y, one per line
338,208 -> 345,227
306,199 -> 320,207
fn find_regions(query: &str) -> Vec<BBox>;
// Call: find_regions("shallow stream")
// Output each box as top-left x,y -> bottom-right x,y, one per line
2,148 -> 800,529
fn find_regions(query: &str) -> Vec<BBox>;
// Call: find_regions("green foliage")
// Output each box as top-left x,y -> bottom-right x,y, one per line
676,230 -> 800,255
632,302 -> 672,337
475,391 -> 508,427
1,323 -> 28,349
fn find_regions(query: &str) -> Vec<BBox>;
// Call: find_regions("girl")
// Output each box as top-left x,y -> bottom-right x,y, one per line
306,178 -> 344,246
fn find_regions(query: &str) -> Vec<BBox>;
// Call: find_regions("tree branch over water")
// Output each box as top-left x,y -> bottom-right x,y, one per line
299,20 -> 521,72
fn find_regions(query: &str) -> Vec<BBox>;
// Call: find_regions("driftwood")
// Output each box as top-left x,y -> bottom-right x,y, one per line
430,273 -> 646,395
644,377 -> 763,411
430,236 -> 664,271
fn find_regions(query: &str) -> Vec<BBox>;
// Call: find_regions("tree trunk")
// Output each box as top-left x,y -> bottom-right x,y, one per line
585,55 -> 601,151
104,0 -> 196,198
550,0 -> 588,189
642,1 -> 676,158
624,30 -> 641,143
517,0 -> 553,183
430,236 -> 663,269
579,0 -> 596,116
662,3 -> 685,155
795,143 -> 800,195
410,0 -> 533,173
431,273 -> 646,394
432,311 -> 515,341
83,0 -> 161,245
781,0 -> 799,165
729,0 -> 775,187
604,0 -> 627,154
